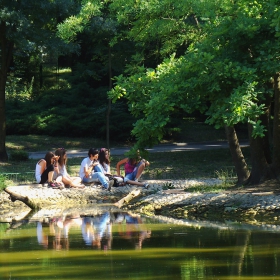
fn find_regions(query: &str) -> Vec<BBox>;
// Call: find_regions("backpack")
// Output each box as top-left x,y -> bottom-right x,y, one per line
113,175 -> 126,187
105,174 -> 126,187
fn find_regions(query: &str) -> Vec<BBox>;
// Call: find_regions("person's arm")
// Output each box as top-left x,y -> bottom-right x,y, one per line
53,157 -> 59,173
142,159 -> 150,167
89,160 -> 100,174
107,164 -> 111,174
60,165 -> 70,179
116,158 -> 128,176
39,160 -> 46,175
84,163 -> 93,178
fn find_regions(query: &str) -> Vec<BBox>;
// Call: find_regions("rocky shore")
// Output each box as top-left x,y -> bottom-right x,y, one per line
2,178 -> 280,225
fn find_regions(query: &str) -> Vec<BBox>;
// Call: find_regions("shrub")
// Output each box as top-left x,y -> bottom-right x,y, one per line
9,150 -> 29,161
0,174 -> 7,190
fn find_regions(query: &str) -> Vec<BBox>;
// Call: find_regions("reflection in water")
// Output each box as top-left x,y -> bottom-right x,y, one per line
82,212 -> 112,249
36,211 -> 151,251
37,214 -> 83,250
2,209 -> 280,279
114,212 -> 151,250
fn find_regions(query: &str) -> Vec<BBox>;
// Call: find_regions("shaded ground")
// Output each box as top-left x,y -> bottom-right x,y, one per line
226,179 -> 280,194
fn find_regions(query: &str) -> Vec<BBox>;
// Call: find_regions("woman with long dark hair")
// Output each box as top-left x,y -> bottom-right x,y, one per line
98,148 -> 111,174
55,148 -> 85,189
35,151 -> 62,188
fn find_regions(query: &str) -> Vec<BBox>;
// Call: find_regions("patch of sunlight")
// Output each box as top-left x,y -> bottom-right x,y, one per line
59,68 -> 72,73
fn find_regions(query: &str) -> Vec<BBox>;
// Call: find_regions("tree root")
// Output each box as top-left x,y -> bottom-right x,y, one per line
114,189 -> 141,208
4,188 -> 41,210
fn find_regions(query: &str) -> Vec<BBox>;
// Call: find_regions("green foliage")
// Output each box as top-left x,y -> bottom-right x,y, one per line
109,0 -> 219,58
6,66 -> 135,141
5,76 -> 33,101
4,0 -> 280,158
21,1 -> 136,142
109,0 -> 280,149
9,150 -> 29,161
184,184 -> 228,193
57,1 -> 103,42
162,182 -> 175,190
0,175 -> 7,190
215,168 -> 236,186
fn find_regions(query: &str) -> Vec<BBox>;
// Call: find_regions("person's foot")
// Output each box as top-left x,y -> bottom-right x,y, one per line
70,184 -> 85,189
108,179 -> 114,191
48,181 -> 59,189
56,182 -> 65,189
103,180 -> 113,191
143,183 -> 149,189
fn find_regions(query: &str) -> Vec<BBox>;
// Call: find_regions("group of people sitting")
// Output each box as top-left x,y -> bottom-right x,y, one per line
35,147 -> 150,191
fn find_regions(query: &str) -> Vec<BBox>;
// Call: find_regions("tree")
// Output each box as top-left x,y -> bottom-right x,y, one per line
109,0 -> 280,185
0,0 -> 75,161
57,0 -> 137,147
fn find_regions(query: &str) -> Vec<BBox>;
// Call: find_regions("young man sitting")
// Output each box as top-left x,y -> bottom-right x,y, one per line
79,148 -> 113,191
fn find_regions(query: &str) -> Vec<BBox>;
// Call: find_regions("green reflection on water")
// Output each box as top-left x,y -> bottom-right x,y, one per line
1,212 -> 280,280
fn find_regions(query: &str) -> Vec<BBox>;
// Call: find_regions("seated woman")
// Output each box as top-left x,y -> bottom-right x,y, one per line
35,151 -> 63,188
79,148 -> 113,191
54,148 -> 85,189
98,148 -> 111,174
116,150 -> 150,189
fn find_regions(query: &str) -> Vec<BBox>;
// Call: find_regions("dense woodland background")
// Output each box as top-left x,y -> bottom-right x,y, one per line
2,0 -> 280,185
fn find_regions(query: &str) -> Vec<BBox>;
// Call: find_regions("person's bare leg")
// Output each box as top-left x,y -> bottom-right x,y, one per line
48,171 -> 54,182
54,175 -> 64,187
56,175 -> 63,184
62,176 -> 84,188
126,179 -> 145,186
71,177 -> 84,187
62,177 -> 72,186
135,162 -> 145,181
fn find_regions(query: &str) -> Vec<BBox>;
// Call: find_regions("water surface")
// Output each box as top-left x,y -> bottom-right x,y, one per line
1,209 -> 280,279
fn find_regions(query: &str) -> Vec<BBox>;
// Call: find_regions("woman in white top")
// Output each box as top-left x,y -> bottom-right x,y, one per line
55,148 -> 85,189
35,152 -> 62,187
98,148 -> 111,174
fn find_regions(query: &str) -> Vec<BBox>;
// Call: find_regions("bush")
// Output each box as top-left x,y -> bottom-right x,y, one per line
0,174 -> 7,190
9,150 -> 29,161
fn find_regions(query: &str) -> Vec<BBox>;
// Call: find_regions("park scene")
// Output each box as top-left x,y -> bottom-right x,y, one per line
1,0 -> 280,279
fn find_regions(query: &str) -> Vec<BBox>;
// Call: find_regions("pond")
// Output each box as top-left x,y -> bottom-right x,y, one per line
1,208 -> 280,280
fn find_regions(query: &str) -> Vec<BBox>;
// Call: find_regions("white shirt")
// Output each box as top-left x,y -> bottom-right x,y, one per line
79,157 -> 93,179
35,159 -> 45,183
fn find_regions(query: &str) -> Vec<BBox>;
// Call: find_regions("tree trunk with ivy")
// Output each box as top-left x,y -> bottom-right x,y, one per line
0,21 -> 13,162
225,125 -> 250,185
245,90 -> 276,185
271,73 -> 280,179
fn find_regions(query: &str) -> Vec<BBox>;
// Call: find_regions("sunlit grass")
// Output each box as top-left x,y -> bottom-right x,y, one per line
1,147 -> 251,189
6,135 -> 119,152
2,134 -> 252,189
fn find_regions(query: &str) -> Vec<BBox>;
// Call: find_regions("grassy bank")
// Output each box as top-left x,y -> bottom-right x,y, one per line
1,135 -> 251,189
0,128 -> 251,189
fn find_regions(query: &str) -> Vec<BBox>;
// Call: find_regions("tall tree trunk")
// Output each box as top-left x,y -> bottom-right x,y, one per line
246,91 -> 274,185
246,123 -> 270,185
225,125 -> 250,184
0,21 -> 13,161
106,46 -> 112,149
271,73 -> 280,179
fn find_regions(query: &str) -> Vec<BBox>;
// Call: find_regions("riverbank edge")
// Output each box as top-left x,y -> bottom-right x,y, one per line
1,179 -> 280,225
